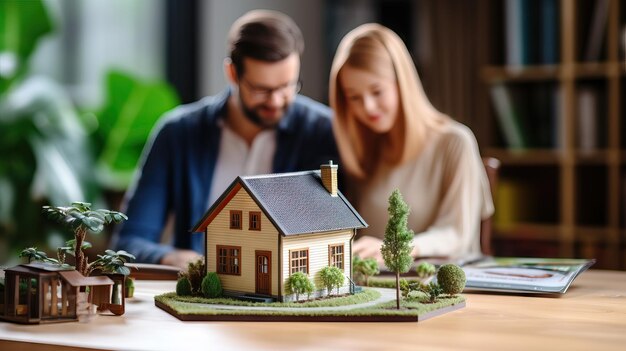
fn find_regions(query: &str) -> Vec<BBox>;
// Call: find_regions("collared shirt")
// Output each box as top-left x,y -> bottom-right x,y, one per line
209,121 -> 276,207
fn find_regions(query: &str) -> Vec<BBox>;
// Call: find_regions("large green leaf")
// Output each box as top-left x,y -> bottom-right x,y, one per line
0,0 -> 53,94
1,77 -> 97,255
95,70 -> 179,190
1,77 -> 96,205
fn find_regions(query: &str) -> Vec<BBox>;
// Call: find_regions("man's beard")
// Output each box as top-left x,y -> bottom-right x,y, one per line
239,95 -> 286,129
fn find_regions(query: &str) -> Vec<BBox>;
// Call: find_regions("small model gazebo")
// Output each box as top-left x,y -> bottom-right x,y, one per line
0,263 -> 118,324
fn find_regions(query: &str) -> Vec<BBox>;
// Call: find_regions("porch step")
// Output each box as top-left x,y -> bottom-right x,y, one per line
235,294 -> 275,303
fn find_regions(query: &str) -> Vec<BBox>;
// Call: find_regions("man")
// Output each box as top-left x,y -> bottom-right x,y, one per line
112,10 -> 337,268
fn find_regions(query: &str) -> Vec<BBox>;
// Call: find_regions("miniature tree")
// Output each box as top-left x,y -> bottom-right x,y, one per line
42,202 -> 127,275
285,272 -> 315,301
437,264 -> 466,296
201,272 -> 222,298
319,266 -> 344,296
353,256 -> 379,286
381,189 -> 414,309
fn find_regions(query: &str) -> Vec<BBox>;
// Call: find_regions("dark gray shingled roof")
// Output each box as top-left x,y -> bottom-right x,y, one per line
240,171 -> 367,236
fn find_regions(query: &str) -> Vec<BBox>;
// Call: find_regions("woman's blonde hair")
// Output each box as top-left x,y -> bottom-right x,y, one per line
330,23 -> 448,179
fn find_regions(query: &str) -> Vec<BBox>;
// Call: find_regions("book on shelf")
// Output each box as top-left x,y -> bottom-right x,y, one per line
505,0 -> 530,66
460,257 -> 596,294
505,0 -> 559,66
539,0 -> 559,64
490,83 -> 528,149
490,83 -> 561,149
554,86 -> 564,149
527,83 -> 559,148
584,0 -> 609,61
577,87 -> 598,153
493,178 -> 533,229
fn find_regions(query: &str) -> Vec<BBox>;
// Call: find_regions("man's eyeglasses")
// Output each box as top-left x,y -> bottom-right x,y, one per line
239,77 -> 302,101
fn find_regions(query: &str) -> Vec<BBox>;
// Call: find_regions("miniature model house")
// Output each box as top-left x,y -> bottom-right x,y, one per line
192,162 -> 367,302
0,263 -> 119,324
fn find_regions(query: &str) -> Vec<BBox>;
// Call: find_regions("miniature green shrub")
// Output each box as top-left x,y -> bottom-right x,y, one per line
352,256 -> 364,284
399,279 -> 410,298
201,272 -> 222,298
125,277 -> 135,298
399,278 -> 427,299
185,258 -> 206,295
285,272 -> 315,301
176,277 -> 192,296
319,266 -> 344,296
415,262 -> 436,280
437,264 -> 466,296
353,256 -> 380,286
426,281 -> 443,303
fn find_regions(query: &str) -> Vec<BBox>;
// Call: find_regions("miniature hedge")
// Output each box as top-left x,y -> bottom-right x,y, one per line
201,272 -> 222,298
176,277 -> 192,296
437,264 -> 466,296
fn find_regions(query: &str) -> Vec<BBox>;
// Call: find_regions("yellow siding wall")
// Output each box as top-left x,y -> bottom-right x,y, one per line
282,230 -> 353,295
206,187 -> 279,296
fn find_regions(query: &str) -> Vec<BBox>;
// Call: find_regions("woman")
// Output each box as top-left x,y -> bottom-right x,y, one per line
330,23 -> 493,262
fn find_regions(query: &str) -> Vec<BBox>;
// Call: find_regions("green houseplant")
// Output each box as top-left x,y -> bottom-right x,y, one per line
0,0 -> 180,264
0,0 -> 99,259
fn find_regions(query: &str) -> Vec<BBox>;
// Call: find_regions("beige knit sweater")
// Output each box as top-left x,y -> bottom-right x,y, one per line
351,121 -> 494,259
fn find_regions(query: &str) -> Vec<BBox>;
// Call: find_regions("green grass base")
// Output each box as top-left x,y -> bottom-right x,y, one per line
162,288 -> 380,308
154,288 -> 465,322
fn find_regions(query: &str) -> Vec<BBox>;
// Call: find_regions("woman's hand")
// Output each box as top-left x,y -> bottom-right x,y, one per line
353,236 -> 385,266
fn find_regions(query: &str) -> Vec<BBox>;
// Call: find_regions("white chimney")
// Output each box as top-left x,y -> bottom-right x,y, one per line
320,161 -> 338,197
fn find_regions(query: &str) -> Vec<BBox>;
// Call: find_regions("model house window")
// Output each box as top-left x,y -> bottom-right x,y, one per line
290,249 -> 309,274
329,244 -> 344,270
217,245 -> 241,275
230,210 -> 242,229
249,211 -> 261,231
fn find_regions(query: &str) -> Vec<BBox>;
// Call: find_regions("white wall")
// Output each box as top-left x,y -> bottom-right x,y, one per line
32,0 -> 165,107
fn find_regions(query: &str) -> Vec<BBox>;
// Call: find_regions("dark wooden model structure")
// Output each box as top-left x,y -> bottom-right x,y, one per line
0,263 -> 125,324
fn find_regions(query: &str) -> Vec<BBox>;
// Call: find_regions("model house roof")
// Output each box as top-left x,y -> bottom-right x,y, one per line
192,170 -> 367,236
5,264 -> 114,287
58,270 -> 114,287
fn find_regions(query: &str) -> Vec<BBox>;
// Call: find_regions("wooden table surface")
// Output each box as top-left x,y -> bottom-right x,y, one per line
1,269 -> 625,351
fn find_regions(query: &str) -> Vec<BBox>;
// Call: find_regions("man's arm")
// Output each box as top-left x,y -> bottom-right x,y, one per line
111,120 -> 176,264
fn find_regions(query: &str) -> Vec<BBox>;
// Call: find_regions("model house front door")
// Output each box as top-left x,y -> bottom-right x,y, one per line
255,251 -> 271,295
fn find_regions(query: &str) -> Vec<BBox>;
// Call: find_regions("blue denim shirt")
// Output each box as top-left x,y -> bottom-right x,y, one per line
111,90 -> 338,263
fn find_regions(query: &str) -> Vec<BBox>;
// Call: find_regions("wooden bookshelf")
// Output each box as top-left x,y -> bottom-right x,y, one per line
478,0 -> 626,270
